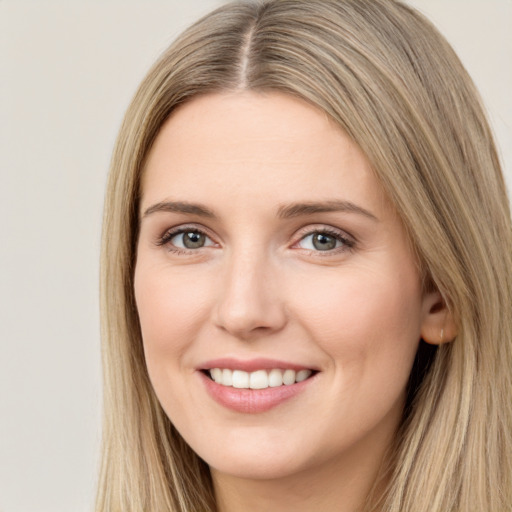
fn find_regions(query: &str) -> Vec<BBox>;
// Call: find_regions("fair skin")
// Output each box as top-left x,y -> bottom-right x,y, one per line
134,91 -> 451,512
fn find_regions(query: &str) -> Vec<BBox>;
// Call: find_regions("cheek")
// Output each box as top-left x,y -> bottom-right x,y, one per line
291,265 -> 423,382
284,267 -> 423,448
134,262 -> 212,368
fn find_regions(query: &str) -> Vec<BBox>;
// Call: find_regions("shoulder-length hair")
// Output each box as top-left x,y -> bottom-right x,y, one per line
97,1 -> 512,510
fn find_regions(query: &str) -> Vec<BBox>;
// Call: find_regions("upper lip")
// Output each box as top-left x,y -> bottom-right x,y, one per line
198,357 -> 318,373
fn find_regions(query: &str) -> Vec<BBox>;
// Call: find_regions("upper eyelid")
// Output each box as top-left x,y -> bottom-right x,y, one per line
292,224 -> 355,242
161,223 -> 214,237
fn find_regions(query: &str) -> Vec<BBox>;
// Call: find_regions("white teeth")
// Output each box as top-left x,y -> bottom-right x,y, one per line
232,370 -> 250,388
208,368 -> 314,389
268,368 -> 283,387
296,369 -> 312,382
249,370 -> 268,389
222,368 -> 233,386
211,368 -> 222,384
283,369 -> 296,385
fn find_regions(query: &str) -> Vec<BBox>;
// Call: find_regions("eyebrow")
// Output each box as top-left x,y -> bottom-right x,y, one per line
142,201 -> 216,219
141,199 -> 378,222
277,200 -> 378,221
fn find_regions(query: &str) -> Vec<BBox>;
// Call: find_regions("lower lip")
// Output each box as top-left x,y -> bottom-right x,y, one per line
198,371 -> 316,413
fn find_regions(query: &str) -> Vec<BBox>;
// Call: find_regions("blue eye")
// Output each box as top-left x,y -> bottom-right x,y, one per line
297,231 -> 351,251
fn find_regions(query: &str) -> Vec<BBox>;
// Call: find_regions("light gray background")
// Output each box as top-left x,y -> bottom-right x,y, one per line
1,1 -> 510,511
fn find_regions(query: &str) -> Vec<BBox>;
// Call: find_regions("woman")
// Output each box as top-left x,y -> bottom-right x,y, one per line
97,1 -> 512,510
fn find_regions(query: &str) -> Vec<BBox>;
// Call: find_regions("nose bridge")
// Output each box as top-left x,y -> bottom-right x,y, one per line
214,242 -> 286,338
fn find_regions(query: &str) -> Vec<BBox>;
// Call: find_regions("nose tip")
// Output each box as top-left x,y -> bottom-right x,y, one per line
216,299 -> 285,339
213,260 -> 287,340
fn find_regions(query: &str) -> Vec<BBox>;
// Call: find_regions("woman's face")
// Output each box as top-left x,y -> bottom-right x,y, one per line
135,91 -> 438,482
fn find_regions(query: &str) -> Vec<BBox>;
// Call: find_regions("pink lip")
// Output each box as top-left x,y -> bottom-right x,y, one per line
197,368 -> 318,414
198,357 -> 316,372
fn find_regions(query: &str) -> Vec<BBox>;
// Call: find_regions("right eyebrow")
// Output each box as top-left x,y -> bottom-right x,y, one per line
141,201 -> 216,220
277,200 -> 378,222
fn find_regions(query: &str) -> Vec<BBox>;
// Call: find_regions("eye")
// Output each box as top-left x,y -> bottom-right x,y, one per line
297,230 -> 353,252
158,227 -> 216,251
173,231 -> 210,249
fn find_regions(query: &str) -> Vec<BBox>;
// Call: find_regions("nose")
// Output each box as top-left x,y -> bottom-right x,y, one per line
213,249 -> 288,340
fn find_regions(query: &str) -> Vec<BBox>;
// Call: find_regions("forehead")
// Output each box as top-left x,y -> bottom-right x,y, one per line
141,91 -> 389,215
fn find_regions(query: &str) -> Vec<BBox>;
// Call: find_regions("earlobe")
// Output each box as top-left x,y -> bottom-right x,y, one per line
420,291 -> 457,345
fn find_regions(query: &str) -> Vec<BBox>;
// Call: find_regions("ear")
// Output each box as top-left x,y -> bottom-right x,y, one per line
420,290 -> 457,345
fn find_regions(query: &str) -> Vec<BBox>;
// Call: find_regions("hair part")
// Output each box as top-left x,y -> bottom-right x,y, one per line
97,1 -> 512,510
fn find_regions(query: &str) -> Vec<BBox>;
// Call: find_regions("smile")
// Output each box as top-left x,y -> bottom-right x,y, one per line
198,359 -> 319,413
208,368 -> 313,389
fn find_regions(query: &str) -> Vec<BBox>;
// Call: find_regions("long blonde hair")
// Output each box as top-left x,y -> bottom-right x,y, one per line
97,1 -> 512,510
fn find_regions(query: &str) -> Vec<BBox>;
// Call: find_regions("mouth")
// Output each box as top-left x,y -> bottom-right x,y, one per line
202,368 -> 317,389
197,358 -> 319,413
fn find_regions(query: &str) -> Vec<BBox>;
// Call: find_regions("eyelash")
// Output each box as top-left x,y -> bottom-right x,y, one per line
155,225 -> 215,255
295,227 -> 355,255
156,225 -> 355,255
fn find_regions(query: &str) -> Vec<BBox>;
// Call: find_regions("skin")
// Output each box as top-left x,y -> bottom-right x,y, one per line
134,91 -> 450,512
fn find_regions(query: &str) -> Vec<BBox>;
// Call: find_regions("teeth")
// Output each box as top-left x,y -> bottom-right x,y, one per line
296,369 -> 311,382
211,368 -> 222,384
283,369 -> 295,385
232,370 -> 250,389
208,368 -> 313,389
268,368 -> 283,387
249,370 -> 268,389
222,368 -> 233,386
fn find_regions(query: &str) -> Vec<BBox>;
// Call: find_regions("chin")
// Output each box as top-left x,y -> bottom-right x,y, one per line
208,453 -> 308,481
185,427 -> 311,481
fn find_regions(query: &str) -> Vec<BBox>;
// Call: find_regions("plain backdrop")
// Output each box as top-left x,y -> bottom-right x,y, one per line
1,1 -> 510,511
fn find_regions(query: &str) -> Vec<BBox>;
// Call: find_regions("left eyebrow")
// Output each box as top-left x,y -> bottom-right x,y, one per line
141,200 -> 216,219
277,200 -> 378,222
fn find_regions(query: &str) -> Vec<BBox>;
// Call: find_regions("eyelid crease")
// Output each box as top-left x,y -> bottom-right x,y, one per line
293,223 -> 356,242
